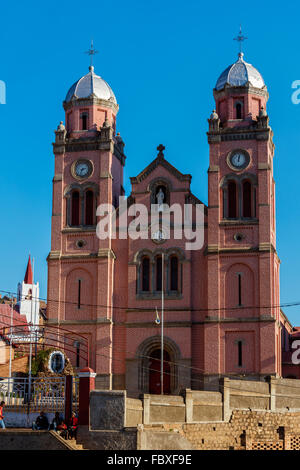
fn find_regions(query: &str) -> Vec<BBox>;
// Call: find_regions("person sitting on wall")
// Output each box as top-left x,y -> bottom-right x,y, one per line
49,412 -> 63,431
32,411 -> 49,430
67,412 -> 78,440
56,420 -> 68,439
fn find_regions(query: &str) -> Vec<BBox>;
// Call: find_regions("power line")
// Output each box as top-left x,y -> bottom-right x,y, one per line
3,326 -> 300,398
0,289 -> 299,315
2,322 -> 300,396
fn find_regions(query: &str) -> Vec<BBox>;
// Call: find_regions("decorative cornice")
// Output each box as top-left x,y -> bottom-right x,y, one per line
207,126 -> 271,144
98,248 -> 116,259
206,243 -> 277,255
124,321 -> 191,328
100,172 -> 113,179
208,165 -> 219,172
207,245 -> 259,255
258,163 -> 271,170
53,174 -> 63,182
219,219 -> 259,226
63,96 -> 119,114
196,316 -> 276,324
53,136 -> 125,166
62,227 -> 96,234
47,249 -> 116,261
213,84 -> 269,101
46,319 -> 112,325
259,243 -> 277,253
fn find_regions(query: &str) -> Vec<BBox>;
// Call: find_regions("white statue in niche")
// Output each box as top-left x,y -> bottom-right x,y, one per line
156,188 -> 165,211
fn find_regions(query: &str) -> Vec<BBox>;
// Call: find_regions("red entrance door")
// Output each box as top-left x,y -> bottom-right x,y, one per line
149,349 -> 171,394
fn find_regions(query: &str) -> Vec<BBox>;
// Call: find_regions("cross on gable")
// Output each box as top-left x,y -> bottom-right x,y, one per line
157,144 -> 165,158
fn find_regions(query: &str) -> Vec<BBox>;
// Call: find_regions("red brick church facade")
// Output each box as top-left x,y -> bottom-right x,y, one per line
47,51 -> 290,394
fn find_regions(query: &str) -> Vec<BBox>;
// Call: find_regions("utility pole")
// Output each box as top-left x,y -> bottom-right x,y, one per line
8,295 -> 14,403
28,257 -> 34,404
160,253 -> 164,395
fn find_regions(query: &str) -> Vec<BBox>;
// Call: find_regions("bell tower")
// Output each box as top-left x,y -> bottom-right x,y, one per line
47,57 -> 126,386
204,48 -> 281,387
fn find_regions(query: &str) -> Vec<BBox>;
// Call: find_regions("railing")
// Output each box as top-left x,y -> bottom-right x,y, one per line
0,376 -> 66,411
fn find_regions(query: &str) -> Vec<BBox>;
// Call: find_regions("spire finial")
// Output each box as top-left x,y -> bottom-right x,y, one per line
85,39 -> 98,70
24,255 -> 33,285
234,25 -> 247,57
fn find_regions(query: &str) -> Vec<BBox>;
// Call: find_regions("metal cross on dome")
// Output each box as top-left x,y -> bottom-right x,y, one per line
234,25 -> 248,54
85,40 -> 98,67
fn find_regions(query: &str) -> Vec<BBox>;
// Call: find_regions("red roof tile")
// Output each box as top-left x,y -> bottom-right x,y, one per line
0,303 -> 29,333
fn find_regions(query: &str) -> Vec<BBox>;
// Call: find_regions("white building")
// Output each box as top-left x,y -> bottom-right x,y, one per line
17,256 -> 40,330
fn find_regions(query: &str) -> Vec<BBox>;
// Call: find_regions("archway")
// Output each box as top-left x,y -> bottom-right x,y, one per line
136,335 -> 181,394
149,349 -> 171,394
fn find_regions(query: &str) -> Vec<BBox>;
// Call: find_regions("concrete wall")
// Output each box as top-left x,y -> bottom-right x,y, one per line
0,430 -> 72,450
77,425 -> 137,450
90,390 -> 126,430
2,409 -> 57,428
222,377 -> 300,420
190,390 -> 223,422
126,397 -> 143,427
80,377 -> 300,450
89,377 -> 300,431
271,377 -> 300,410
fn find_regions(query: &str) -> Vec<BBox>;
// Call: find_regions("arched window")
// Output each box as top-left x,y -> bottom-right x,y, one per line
71,191 -> 80,226
243,181 -> 252,218
156,256 -> 162,291
142,257 -> 150,292
26,289 -> 32,300
236,103 -> 242,119
170,256 -> 178,291
228,181 -> 237,218
85,190 -> 94,225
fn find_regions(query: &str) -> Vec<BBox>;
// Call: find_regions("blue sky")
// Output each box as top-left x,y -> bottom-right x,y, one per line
0,0 -> 300,323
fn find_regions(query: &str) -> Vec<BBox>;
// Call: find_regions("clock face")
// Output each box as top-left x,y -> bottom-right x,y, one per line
228,150 -> 250,170
76,162 -> 89,177
73,160 -> 92,179
231,152 -> 245,167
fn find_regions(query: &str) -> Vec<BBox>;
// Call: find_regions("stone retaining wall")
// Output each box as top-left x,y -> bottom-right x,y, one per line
138,410 -> 300,450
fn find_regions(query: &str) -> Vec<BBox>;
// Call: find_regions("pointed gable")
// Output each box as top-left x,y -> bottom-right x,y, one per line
130,145 -> 192,185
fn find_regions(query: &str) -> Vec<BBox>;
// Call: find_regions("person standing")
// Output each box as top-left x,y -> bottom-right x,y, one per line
67,412 -> 78,440
0,401 -> 5,429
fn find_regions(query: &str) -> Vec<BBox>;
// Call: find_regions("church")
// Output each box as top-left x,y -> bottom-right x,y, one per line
46,44 -> 292,395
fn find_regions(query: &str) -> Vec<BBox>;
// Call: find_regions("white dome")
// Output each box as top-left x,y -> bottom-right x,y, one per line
65,66 -> 117,104
215,53 -> 265,91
